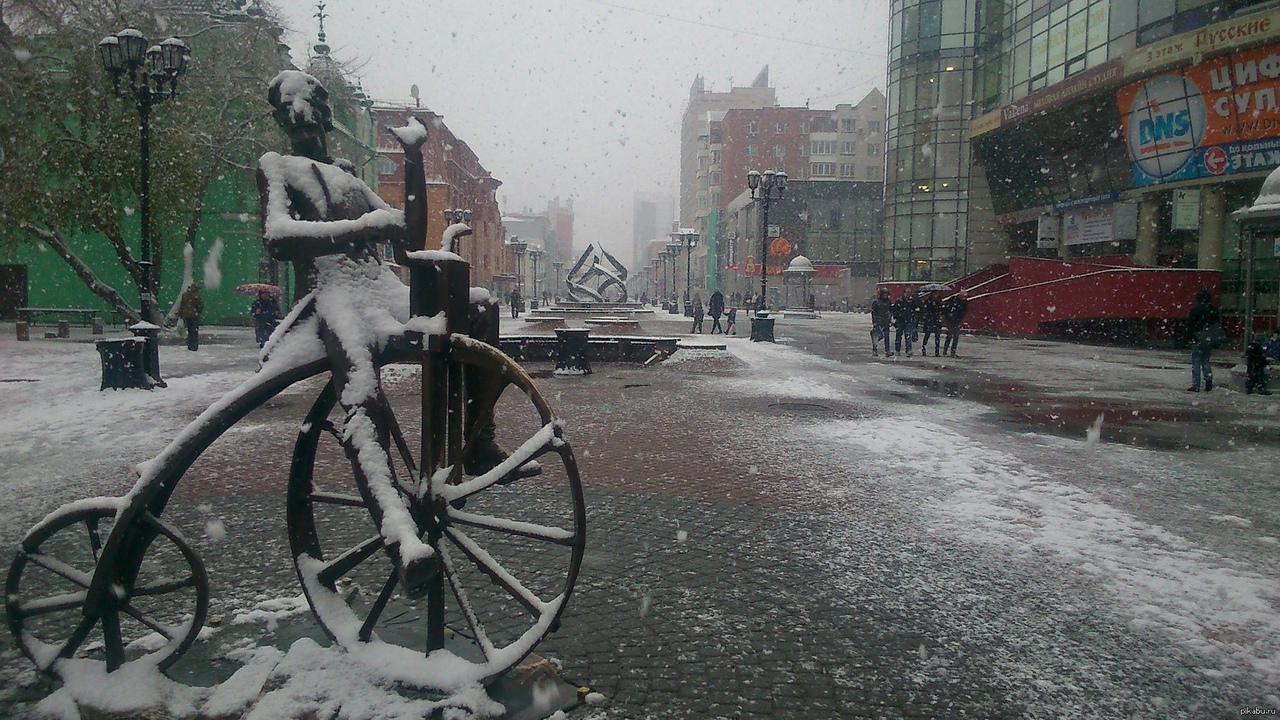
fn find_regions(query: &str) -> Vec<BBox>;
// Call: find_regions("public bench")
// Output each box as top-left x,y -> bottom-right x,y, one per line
16,307 -> 107,340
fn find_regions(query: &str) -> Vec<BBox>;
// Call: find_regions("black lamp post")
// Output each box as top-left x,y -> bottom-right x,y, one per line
665,241 -> 682,313
508,236 -> 527,296
670,229 -> 700,311
98,28 -> 191,387
552,261 -> 563,300
747,169 -> 787,314
529,247 -> 544,302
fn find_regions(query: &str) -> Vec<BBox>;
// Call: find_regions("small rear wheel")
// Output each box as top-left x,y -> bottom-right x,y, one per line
6,500 -> 210,672
287,335 -> 585,688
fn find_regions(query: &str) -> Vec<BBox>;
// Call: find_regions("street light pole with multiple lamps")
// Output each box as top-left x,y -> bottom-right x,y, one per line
746,169 -> 786,314
97,27 -> 191,387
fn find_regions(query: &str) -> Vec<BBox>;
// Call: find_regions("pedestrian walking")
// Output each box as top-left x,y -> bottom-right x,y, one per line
942,289 -> 968,357
726,306 -> 737,335
251,289 -> 282,348
509,289 -> 522,319
177,282 -> 203,351
891,293 -> 916,357
690,295 -> 705,333
1185,289 -> 1222,392
1245,337 -> 1273,395
870,287 -> 892,356
708,290 -> 725,334
919,291 -> 943,356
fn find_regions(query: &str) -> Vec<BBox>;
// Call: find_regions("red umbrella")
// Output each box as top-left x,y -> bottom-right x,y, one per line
235,283 -> 283,296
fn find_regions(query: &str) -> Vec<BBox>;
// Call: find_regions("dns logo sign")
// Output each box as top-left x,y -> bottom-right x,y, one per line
1126,74 -> 1206,180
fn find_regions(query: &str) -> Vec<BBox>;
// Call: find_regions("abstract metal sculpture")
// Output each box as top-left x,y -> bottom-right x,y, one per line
565,243 -> 629,303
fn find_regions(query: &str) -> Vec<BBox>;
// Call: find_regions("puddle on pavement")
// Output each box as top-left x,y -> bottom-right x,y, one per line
894,376 -> 1215,448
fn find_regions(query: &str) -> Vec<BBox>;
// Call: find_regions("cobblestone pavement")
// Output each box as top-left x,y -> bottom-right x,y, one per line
1,319 -> 1276,718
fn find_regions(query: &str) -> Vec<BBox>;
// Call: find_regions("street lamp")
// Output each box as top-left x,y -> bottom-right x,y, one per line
665,241 -> 682,313
551,261 -> 563,301
507,236 -> 527,296
747,169 -> 787,315
669,229 -> 700,312
528,247 -> 544,303
98,27 -> 191,387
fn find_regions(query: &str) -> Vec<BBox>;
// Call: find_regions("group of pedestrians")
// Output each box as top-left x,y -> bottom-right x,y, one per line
688,290 -> 737,334
869,287 -> 968,358
1184,288 -> 1272,395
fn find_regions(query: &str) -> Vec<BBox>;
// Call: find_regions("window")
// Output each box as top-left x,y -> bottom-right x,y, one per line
841,118 -> 857,132
378,157 -> 397,175
867,120 -> 882,132
811,140 -> 838,155
747,120 -> 759,136
811,162 -> 837,177
841,141 -> 858,155
866,165 -> 881,180
867,143 -> 881,156
747,144 -> 758,157
799,122 -> 811,133
840,163 -> 857,177
800,143 -> 809,157
773,145 -> 785,159
813,117 -> 837,132
775,121 -> 788,133
829,209 -> 841,232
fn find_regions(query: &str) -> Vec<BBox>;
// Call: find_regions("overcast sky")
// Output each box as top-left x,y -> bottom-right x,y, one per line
267,0 -> 888,263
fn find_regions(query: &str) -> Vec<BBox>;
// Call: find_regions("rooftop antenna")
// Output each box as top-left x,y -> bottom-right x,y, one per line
410,83 -> 420,108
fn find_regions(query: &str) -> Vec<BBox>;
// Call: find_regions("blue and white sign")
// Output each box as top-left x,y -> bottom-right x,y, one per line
1125,74 -> 1207,183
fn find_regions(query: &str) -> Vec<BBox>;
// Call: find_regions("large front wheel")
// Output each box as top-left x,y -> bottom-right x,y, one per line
286,335 -> 585,688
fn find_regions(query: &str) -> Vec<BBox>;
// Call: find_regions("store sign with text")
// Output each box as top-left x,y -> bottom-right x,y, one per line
1119,42 -> 1280,186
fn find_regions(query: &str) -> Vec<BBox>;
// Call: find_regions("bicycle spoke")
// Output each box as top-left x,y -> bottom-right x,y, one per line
134,575 -> 197,597
317,535 -> 385,587
85,516 -> 103,563
311,491 -> 367,508
26,552 -> 93,588
443,526 -> 543,618
102,606 -> 125,671
54,612 -> 100,668
18,591 -> 87,618
117,602 -> 175,640
359,571 -> 400,643
439,546 -> 493,661
448,509 -> 576,546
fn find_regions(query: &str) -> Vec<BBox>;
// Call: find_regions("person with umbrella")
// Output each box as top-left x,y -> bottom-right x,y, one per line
250,288 -> 282,348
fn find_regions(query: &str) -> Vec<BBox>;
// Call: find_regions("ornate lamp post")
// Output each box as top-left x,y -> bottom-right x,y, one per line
747,169 -> 787,314
528,247 -> 544,304
507,236 -> 527,297
98,27 -> 191,387
665,241 -> 682,313
551,261 -> 563,301
669,229 -> 700,312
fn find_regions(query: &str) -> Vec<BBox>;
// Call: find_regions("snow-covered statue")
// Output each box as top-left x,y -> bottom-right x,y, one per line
256,70 -> 529,595
564,243 -> 628,303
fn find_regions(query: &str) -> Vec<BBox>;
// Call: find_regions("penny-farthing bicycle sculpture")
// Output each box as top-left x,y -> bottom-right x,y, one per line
5,74 -> 585,690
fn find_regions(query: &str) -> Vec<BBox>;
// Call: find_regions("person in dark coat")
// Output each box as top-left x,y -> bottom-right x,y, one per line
708,290 -> 726,333
690,295 -> 705,333
942,289 -> 969,357
509,289 -> 522,319
177,283 -> 203,351
1245,338 -> 1272,395
1185,288 -> 1220,392
251,289 -> 282,348
869,287 -> 892,356
891,294 -> 916,357
919,291 -> 943,356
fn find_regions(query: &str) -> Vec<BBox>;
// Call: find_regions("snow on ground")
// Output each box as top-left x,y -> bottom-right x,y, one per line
720,330 -> 1280,710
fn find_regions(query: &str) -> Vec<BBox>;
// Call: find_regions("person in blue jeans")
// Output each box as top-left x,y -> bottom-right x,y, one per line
1185,289 -> 1220,392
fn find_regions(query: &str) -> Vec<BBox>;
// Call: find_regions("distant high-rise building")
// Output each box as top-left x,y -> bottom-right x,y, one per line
631,192 -> 673,269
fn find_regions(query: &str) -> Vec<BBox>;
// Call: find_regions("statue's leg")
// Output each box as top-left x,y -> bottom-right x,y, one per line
321,325 -> 437,595
462,298 -> 540,479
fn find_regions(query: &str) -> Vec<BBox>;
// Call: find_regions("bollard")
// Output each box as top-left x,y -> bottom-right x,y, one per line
16,322 -> 29,341
57,321 -> 71,338
554,328 -> 591,375
91,317 -> 104,335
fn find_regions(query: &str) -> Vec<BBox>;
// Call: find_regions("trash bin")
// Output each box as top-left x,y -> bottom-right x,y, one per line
554,328 -> 591,375
15,322 -> 29,341
749,316 -> 776,343
96,338 -> 149,390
